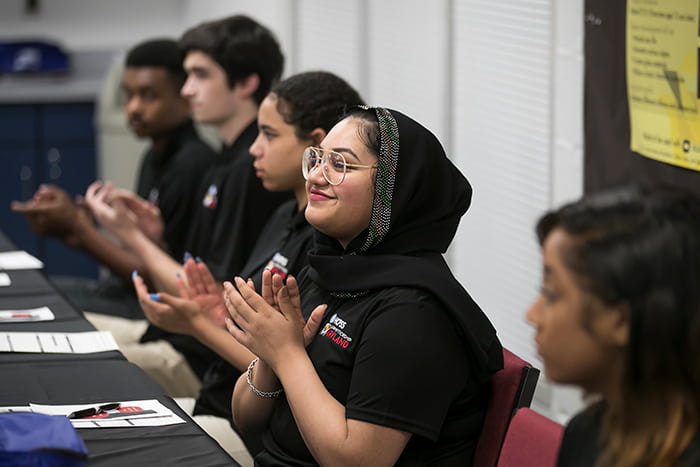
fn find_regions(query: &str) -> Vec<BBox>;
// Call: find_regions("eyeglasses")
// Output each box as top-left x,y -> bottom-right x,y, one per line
302,146 -> 377,186
68,403 -> 121,419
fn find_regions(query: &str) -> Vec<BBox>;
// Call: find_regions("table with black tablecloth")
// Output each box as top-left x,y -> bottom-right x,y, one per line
0,231 -> 239,466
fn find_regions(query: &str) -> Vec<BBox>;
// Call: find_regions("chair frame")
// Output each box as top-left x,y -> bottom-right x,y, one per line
510,364 -> 540,417
473,348 -> 541,467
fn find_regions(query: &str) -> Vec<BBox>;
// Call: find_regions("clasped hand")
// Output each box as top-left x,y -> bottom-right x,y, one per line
10,184 -> 88,244
223,270 -> 326,369
85,181 -> 163,244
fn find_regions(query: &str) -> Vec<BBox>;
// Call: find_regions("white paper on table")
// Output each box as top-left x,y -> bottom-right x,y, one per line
0,331 -> 118,353
0,272 -> 10,286
0,306 -> 55,323
0,251 -> 44,270
0,406 -> 32,413
29,399 -> 186,428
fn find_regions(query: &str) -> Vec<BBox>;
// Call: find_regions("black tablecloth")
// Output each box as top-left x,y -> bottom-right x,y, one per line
0,231 -> 15,251
0,232 -> 239,466
0,291 -> 124,363
0,291 -> 85,321
1,360 -> 235,466
0,269 -> 56,296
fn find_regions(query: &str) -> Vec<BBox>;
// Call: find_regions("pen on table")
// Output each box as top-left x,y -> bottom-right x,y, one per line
68,402 -> 121,419
0,313 -> 34,321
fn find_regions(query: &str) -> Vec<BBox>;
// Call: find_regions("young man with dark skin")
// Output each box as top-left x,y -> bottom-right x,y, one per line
11,39 -> 216,319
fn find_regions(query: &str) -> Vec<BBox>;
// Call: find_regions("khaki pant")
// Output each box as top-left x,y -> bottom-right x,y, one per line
84,312 -> 201,398
175,398 -> 254,467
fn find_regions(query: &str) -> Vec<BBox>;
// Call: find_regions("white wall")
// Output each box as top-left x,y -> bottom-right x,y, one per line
180,0 -> 295,75
0,0 -> 586,422
0,0 -> 186,51
294,0 -> 367,95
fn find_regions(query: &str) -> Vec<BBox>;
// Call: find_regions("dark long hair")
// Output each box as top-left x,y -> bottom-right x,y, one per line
537,185 -> 700,466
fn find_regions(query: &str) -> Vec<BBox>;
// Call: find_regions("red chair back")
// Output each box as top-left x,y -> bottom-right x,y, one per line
496,408 -> 564,467
472,348 -> 540,467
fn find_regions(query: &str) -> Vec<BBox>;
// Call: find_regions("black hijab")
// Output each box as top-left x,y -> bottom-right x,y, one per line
307,107 -> 503,383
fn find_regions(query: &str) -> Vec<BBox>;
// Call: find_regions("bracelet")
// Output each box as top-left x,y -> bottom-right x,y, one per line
246,358 -> 283,398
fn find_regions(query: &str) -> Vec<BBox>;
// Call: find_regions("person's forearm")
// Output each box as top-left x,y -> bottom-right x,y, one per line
231,358 -> 280,437
74,222 -> 142,281
231,349 -> 363,465
271,349 -> 407,467
272,349 -> 354,465
122,230 -> 182,294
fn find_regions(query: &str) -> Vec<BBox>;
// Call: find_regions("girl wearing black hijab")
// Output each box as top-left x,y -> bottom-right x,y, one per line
223,107 -> 503,466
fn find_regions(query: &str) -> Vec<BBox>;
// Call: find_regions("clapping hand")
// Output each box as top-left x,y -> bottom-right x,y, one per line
11,184 -> 86,244
222,270 -> 326,366
109,188 -> 164,246
84,181 -> 139,237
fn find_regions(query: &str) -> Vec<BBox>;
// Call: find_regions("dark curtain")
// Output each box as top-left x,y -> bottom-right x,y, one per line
584,0 -> 700,194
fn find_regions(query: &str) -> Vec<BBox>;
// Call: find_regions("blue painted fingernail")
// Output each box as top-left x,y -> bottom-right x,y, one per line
183,251 -> 193,263
132,270 -> 138,281
195,256 -> 203,263
148,293 -> 161,302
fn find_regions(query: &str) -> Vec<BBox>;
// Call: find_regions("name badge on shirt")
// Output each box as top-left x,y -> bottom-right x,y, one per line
265,252 -> 289,279
148,187 -> 159,204
202,184 -> 218,209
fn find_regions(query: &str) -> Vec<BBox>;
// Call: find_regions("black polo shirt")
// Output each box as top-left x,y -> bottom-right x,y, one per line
184,121 -> 293,281
193,200 -> 314,419
141,121 -> 293,380
255,280 -> 486,466
135,119 -> 216,261
50,119 -> 216,320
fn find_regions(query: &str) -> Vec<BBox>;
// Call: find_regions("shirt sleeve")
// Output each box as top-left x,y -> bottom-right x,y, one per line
157,143 -> 216,260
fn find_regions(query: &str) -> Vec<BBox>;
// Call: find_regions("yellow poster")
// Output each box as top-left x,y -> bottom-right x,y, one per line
626,0 -> 700,171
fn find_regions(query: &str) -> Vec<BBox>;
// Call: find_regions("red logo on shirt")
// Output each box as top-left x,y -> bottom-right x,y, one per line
202,184 -> 218,209
265,252 -> 289,279
319,313 -> 352,349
